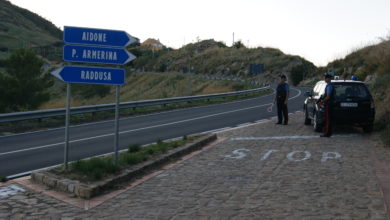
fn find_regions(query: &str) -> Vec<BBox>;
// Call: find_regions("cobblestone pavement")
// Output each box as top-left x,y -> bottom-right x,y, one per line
0,112 -> 389,219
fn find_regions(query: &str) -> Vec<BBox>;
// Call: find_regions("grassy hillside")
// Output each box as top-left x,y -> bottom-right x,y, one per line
129,39 -> 316,85
40,72 -> 257,109
0,0 -> 62,60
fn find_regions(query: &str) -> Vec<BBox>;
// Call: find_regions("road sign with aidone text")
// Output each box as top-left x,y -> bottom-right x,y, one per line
64,26 -> 137,47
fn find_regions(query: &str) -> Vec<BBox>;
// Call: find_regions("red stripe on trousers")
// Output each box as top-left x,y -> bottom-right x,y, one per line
324,104 -> 329,135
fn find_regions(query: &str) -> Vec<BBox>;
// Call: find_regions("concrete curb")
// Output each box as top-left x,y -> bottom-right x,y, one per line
31,134 -> 217,199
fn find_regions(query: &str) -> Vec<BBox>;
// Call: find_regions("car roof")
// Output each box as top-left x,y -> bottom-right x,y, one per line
316,80 -> 365,84
332,80 -> 364,83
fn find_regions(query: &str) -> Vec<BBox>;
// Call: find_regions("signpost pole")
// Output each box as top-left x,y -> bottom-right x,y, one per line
114,85 -> 120,165
64,83 -> 71,170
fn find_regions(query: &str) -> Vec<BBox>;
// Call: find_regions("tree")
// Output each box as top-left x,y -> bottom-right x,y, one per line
0,49 -> 53,112
233,40 -> 245,49
290,62 -> 315,86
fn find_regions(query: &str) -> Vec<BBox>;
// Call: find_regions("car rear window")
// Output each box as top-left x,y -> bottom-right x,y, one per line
333,83 -> 371,100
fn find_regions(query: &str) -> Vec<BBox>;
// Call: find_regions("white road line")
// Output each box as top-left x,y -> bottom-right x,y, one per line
200,127 -> 232,134
0,102 -> 273,156
1,88 -> 303,156
0,88 -> 277,139
237,123 -> 252,127
231,134 -> 358,141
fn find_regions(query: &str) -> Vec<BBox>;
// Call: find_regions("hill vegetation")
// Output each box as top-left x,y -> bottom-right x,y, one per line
0,0 -> 62,60
301,36 -> 390,144
41,72 -> 257,109
129,39 -> 316,85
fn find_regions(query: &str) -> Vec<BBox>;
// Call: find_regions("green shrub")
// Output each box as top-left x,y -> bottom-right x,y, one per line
0,175 -> 7,182
121,152 -> 146,165
170,142 -> 179,148
128,144 -> 141,153
145,147 -> 155,155
233,40 -> 245,49
0,49 -> 53,113
73,84 -> 111,98
373,73 -> 390,92
157,143 -> 168,153
92,169 -> 102,180
70,157 -> 119,180
59,134 -> 203,182
232,84 -> 245,91
354,69 -> 369,81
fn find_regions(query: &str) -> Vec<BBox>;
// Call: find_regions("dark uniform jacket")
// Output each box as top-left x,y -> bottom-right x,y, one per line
276,82 -> 289,103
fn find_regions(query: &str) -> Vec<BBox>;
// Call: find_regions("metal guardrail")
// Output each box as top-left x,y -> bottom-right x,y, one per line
0,86 -> 270,123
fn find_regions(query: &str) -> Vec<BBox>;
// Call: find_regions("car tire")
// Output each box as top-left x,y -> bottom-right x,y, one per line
304,108 -> 311,125
313,112 -> 323,132
363,125 -> 373,133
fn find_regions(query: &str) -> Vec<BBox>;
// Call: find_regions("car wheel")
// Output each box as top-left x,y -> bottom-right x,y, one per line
363,125 -> 373,133
313,112 -> 323,132
304,108 -> 311,125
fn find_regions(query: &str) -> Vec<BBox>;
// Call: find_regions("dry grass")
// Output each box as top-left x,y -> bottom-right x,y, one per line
39,72 -> 253,109
135,39 -> 310,78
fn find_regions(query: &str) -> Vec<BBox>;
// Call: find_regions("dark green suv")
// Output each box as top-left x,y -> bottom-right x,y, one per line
303,80 -> 375,133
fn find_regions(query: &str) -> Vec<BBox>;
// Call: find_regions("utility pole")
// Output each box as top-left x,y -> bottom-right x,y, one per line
232,32 -> 235,46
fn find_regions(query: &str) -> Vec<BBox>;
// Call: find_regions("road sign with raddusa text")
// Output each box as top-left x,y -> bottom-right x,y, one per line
52,65 -> 125,85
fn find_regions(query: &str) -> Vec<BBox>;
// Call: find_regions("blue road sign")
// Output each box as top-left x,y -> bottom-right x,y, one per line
51,65 -> 125,85
63,45 -> 136,65
64,26 -> 137,47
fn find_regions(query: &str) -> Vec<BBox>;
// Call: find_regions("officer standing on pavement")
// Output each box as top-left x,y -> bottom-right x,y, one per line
317,73 -> 335,137
274,75 -> 289,125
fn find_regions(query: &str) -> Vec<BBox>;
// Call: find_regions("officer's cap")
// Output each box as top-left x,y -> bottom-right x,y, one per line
324,73 -> 333,78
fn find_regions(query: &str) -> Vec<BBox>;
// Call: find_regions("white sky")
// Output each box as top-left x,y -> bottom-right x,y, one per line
8,0 -> 390,66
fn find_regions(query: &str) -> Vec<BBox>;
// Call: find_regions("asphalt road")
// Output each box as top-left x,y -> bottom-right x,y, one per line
0,87 -> 308,178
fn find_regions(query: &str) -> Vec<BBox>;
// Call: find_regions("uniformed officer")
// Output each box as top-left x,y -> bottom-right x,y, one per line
317,73 -> 335,137
274,75 -> 289,125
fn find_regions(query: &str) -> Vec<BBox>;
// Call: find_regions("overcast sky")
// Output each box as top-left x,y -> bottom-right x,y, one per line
8,0 -> 390,66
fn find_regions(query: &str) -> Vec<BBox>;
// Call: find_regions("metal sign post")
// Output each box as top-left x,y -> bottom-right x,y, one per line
114,85 -> 120,164
64,83 -> 71,170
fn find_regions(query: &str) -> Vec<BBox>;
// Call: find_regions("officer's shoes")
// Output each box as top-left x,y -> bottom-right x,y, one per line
276,122 -> 282,125
320,135 -> 331,138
